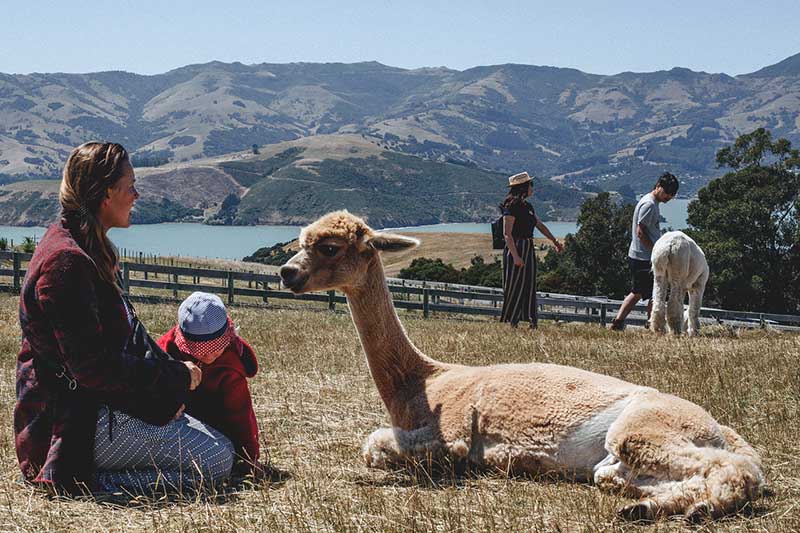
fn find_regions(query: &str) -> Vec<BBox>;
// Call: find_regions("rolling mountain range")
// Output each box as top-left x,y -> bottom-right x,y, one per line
1,53 -> 799,225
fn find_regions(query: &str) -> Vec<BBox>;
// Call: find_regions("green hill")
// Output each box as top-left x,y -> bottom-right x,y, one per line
0,135 -> 585,226
207,138 -> 585,227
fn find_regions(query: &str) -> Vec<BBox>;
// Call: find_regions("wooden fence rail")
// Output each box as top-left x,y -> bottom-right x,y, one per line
2,250 -> 799,331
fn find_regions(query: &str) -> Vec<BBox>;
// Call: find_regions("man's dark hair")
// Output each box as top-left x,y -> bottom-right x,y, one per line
655,172 -> 679,195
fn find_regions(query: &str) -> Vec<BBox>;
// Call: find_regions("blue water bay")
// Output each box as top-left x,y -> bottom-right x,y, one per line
0,200 -> 690,260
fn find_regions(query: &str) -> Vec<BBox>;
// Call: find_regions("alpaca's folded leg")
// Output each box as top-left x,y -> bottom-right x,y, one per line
363,428 -> 404,468
604,392 -> 765,521
593,453 -> 634,491
621,455 -> 765,522
363,426 -> 444,469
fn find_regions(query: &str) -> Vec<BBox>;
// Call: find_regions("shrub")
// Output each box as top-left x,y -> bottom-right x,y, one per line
399,258 -> 460,284
399,256 -> 503,287
20,236 -> 36,253
242,241 -> 294,265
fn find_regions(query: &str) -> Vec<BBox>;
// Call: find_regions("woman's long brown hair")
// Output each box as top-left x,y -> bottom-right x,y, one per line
500,181 -> 531,210
59,142 -> 130,287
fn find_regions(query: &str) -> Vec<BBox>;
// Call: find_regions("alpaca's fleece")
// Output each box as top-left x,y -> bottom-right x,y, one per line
651,231 -> 709,336
300,210 -> 374,250
282,211 -> 765,522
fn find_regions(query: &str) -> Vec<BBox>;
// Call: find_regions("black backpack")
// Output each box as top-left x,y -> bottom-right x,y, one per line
491,216 -> 505,249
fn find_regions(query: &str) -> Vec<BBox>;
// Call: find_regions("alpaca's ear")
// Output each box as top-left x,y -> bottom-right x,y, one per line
368,233 -> 420,252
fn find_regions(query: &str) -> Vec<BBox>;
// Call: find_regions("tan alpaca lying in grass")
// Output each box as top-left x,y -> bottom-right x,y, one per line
279,211 -> 766,523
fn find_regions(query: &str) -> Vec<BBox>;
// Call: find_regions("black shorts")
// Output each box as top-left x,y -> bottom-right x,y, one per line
628,257 -> 653,301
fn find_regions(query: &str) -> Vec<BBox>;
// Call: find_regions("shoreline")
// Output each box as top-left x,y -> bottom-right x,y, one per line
0,197 -> 696,231
0,218 -> 578,230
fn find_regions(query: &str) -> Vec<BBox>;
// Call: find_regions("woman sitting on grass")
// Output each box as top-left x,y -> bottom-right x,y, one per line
15,142 -> 233,496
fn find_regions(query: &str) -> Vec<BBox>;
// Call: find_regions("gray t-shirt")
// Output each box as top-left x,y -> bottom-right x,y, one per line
628,193 -> 661,261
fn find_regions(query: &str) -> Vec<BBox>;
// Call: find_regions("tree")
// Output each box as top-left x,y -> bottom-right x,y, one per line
399,258 -> 461,284
21,236 -> 36,253
715,127 -> 800,170
0,237 -> 7,251
538,193 -> 633,298
459,256 -> 503,288
251,144 -> 260,155
688,129 -> 800,313
397,256 -> 503,287
242,241 -> 294,265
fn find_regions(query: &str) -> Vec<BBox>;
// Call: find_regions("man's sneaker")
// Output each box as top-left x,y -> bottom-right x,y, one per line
609,319 -> 625,331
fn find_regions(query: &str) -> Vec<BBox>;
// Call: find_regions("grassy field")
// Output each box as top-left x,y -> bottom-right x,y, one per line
0,291 -> 798,532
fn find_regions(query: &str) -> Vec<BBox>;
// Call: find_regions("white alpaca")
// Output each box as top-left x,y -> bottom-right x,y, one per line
650,231 -> 709,336
280,212 -> 764,522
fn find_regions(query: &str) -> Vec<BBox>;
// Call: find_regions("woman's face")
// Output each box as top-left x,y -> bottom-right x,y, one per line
97,160 -> 139,231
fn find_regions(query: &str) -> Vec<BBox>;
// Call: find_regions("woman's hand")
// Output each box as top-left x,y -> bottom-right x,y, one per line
552,240 -> 564,253
183,361 -> 202,390
513,255 -> 524,268
173,404 -> 185,420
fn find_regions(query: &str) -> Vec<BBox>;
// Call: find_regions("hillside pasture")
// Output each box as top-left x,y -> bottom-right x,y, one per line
0,292 -> 798,532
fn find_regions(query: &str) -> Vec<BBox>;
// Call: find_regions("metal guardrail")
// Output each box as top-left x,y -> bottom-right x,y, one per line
1,250 -> 799,331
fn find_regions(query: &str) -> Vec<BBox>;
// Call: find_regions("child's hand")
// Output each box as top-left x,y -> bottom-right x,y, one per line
183,361 -> 202,390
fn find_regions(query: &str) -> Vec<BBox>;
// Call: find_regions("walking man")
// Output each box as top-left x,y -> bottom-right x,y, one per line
610,173 -> 679,330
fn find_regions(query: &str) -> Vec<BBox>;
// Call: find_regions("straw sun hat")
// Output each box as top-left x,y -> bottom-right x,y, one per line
507,171 -> 533,187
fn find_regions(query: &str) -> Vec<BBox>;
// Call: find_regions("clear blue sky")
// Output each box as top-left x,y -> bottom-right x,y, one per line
2,0 -> 798,76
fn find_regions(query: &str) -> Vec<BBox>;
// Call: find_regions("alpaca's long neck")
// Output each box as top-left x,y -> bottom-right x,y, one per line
344,257 -> 443,419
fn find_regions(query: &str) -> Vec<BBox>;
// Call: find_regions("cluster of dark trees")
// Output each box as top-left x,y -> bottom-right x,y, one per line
401,128 -> 800,314
0,236 -> 36,253
242,241 -> 295,266
399,256 -> 503,288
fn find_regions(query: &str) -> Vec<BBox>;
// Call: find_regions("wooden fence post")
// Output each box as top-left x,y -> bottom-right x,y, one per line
172,273 -> 178,298
13,251 -> 21,291
122,262 -> 130,294
328,290 -> 336,311
227,271 -> 234,305
423,288 -> 430,318
600,304 -> 607,327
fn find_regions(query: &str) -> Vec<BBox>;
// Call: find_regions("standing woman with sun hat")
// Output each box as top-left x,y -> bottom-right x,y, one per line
499,171 -> 563,329
14,141 -> 233,495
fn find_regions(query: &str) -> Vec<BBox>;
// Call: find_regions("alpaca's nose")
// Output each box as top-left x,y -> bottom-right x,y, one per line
280,264 -> 305,291
280,264 -> 298,285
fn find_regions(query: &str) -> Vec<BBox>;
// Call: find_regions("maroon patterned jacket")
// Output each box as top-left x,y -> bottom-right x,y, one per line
15,221 -> 191,493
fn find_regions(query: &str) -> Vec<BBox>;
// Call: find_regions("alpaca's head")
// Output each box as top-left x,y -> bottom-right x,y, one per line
279,210 -> 419,293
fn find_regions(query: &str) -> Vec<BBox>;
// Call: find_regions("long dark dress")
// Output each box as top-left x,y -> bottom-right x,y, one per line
499,199 -> 539,327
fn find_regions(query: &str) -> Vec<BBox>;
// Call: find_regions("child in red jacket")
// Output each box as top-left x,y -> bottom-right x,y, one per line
157,292 -> 261,475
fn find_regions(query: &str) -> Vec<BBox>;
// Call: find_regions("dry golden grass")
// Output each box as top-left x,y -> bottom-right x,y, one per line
0,291 -> 798,532
381,232 -> 554,277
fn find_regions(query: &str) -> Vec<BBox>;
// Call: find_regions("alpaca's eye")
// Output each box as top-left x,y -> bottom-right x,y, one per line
319,245 -> 340,257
